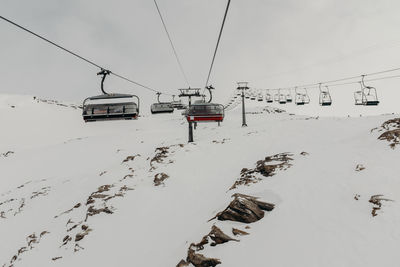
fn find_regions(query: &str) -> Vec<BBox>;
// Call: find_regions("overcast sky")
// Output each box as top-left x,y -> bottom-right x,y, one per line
1,0 -> 400,115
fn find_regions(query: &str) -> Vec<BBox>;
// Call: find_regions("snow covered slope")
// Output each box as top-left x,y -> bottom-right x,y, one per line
1,94 -> 399,267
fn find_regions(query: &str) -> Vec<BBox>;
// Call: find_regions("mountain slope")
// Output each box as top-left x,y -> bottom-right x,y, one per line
1,94 -> 399,267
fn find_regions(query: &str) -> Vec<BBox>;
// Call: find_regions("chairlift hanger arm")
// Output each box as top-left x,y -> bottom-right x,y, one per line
97,69 -> 111,95
206,85 -> 214,103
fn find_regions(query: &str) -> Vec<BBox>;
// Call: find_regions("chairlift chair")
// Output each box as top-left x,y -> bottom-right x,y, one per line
277,89 -> 287,104
319,84 -> 332,106
82,70 -> 140,122
286,89 -> 293,103
151,92 -> 174,114
265,91 -> 273,103
295,87 -> 310,105
185,86 -> 224,123
361,75 -> 379,106
274,91 -> 280,102
354,84 -> 364,106
171,95 -> 186,110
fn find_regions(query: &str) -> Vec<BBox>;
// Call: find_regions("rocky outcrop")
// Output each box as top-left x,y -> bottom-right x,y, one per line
211,194 -> 275,224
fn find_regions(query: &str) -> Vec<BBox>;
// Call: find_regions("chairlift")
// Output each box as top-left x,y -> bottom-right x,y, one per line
185,86 -> 224,123
319,83 -> 332,106
82,70 -> 139,122
295,87 -> 310,105
354,83 -> 364,106
151,92 -> 174,114
361,75 -> 379,106
265,90 -> 273,103
274,91 -> 280,102
286,89 -> 293,103
277,89 -> 287,104
171,95 -> 186,110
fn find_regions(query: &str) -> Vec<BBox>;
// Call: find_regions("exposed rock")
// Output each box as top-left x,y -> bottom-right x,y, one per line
62,235 -> 72,245
212,138 -> 230,144
369,195 -> 393,217
232,228 -> 249,236
379,129 -> 400,149
150,144 -> 183,171
211,194 -> 274,224
177,259 -> 190,267
122,154 -> 140,163
75,232 -> 87,242
52,256 -> 62,261
230,153 -> 293,190
1,151 -> 14,158
355,164 -> 365,172
90,194 -> 109,199
373,118 -> 400,148
154,173 -> 169,186
31,186 -> 51,199
97,185 -> 112,193
85,206 -> 113,221
208,226 -> 238,246
150,147 -> 170,170
187,248 -> 221,267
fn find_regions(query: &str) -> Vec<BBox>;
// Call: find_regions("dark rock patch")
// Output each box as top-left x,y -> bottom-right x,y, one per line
154,173 -> 169,186
369,195 -> 393,217
186,248 -> 221,267
232,228 -> 249,236
122,154 -> 140,163
230,153 -> 293,190
372,118 -> 400,148
210,193 -> 274,224
1,151 -> 14,158
355,164 -> 365,172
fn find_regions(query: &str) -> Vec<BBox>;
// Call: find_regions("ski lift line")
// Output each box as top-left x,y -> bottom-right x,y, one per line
224,73 -> 400,105
0,15 -> 170,95
327,74 -> 400,88
204,0 -> 231,89
153,0 -> 190,88
0,15 -> 102,69
254,73 -> 400,93
266,67 -> 400,92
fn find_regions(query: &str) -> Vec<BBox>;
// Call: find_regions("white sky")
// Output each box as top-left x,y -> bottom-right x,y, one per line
1,0 -> 400,116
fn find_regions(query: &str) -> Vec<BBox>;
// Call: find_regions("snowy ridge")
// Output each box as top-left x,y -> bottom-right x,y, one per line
1,94 -> 400,267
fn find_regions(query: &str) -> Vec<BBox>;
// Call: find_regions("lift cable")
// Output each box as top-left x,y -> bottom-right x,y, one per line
0,15 -> 171,95
224,73 -> 400,109
266,66 -> 400,91
153,0 -> 190,88
204,0 -> 231,89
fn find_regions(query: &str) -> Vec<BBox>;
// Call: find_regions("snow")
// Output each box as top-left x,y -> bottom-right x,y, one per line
1,94 -> 399,267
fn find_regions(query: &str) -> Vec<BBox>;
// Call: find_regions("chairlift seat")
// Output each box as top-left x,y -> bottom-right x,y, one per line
186,103 -> 224,122
321,102 -> 332,106
365,100 -> 379,106
82,94 -> 139,122
151,103 -> 174,114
